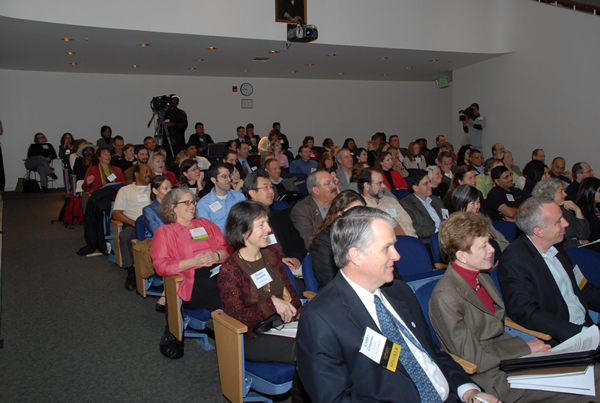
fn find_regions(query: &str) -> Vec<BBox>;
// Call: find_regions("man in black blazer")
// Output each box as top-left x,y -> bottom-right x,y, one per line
235,142 -> 260,180
297,207 -> 496,403
499,197 -> 600,344
400,169 -> 447,243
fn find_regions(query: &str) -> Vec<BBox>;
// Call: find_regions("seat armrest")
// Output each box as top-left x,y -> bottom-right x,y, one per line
212,311 -> 248,335
434,263 -> 448,270
303,291 -> 317,299
448,353 -> 477,375
504,317 -> 552,341
110,219 -> 123,227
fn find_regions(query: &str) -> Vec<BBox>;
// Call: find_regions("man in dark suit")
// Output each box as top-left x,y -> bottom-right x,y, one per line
499,197 -> 600,344
188,122 -> 214,157
235,142 -> 260,180
290,170 -> 338,250
297,207 -> 497,403
400,169 -> 447,244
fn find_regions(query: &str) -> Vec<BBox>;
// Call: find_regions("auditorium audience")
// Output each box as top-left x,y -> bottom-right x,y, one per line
188,122 -> 213,157
257,130 -> 280,156
475,159 -> 504,199
83,146 -> 126,194
309,190 -> 366,290
485,166 -> 524,222
73,142 -> 95,181
124,145 -> 149,184
143,175 -> 172,238
335,148 -> 354,191
366,140 -> 378,167
317,152 -> 336,171
374,151 -> 408,190
270,140 -> 288,168
263,159 -> 299,199
496,150 -> 519,182
25,132 -> 58,192
290,145 -> 318,176
148,152 -> 177,185
531,148 -> 545,164
177,159 -> 204,198
235,142 -> 260,180
566,161 -> 594,201
120,144 -> 136,172
427,165 -> 448,199
444,165 -> 478,213
576,177 -> 600,242
549,157 -> 573,185
456,145 -> 472,167
469,149 -> 484,174
219,201 -> 302,364
403,141 -> 425,170
521,160 -> 549,200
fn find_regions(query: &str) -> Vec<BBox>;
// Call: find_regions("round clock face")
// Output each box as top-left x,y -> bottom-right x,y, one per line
240,83 -> 253,96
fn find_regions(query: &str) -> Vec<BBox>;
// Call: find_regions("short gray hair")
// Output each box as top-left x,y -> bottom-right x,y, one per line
159,187 -> 198,222
516,196 -> 556,235
532,178 -> 562,199
306,170 -> 323,195
331,207 -> 396,269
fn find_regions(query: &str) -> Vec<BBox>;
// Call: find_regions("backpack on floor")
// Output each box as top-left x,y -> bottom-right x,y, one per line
53,195 -> 84,227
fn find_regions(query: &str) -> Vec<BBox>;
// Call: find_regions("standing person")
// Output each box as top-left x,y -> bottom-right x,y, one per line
59,132 -> 74,169
96,125 -> 114,150
25,132 -> 58,192
460,103 -> 486,152
188,122 -> 213,157
163,94 -> 188,159
297,207 -> 497,403
82,146 -> 126,194
151,187 -> 231,312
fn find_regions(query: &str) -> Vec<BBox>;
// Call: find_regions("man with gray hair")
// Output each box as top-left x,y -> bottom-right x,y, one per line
498,197 -> 600,344
291,170 -> 339,250
297,207 -> 496,403
335,148 -> 354,191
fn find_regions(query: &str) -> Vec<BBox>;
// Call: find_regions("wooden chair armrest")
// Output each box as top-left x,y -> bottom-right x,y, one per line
212,311 -> 248,335
448,353 -> 477,375
504,317 -> 552,341
110,219 -> 123,227
303,291 -> 317,299
434,263 -> 448,270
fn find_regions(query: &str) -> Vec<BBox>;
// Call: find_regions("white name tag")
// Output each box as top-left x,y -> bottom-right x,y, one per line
251,166 -> 257,172
359,327 -> 401,372
506,194 -> 515,202
441,208 -> 449,219
189,187 -> 197,194
209,200 -> 223,212
107,173 -> 117,182
267,233 -> 278,245
310,167 -> 317,173
210,265 -> 221,278
385,208 -> 397,218
251,268 -> 273,289
137,194 -> 148,202
574,264 -> 588,290
43,144 -> 49,149
189,227 -> 208,240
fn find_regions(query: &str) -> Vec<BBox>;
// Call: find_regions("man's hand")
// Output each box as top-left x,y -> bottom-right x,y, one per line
462,389 -> 500,403
526,338 -> 552,354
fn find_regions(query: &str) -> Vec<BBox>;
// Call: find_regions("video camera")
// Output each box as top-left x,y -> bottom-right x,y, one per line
150,95 -> 172,116
458,106 -> 476,121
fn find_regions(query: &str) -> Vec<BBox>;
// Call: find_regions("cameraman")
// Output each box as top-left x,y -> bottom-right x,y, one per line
460,103 -> 486,153
164,94 -> 188,160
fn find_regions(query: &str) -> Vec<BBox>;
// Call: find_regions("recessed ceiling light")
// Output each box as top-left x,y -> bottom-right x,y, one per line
379,57 -> 388,60
306,63 -> 314,66
328,54 -> 336,57
290,71 -> 297,73
195,59 -> 204,62
138,43 -> 150,47
241,69 -> 248,72
430,59 -> 439,62
338,72 -> 344,75
65,51 -> 76,55
132,65 -> 139,68
61,38 -> 73,41
69,62 -> 78,65
382,74 -> 388,76
189,67 -> 196,70
406,67 -> 413,70
270,50 -> 278,54
208,47 -> 217,50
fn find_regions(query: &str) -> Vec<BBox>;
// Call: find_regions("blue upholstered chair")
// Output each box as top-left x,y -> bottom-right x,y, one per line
391,188 -> 410,202
300,254 -> 319,293
566,247 -> 600,322
132,216 -> 163,298
394,235 -> 443,291
272,200 -> 291,211
492,220 -> 517,243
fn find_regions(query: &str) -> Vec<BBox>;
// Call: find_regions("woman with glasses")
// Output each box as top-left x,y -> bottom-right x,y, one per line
151,187 -> 231,312
219,201 -> 302,364
177,159 -> 204,198
25,132 -> 58,192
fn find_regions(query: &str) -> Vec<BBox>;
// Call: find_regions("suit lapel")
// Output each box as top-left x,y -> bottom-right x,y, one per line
446,265 -> 496,317
521,237 -> 563,298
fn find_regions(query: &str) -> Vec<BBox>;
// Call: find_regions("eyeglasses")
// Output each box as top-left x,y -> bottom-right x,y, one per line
256,185 -> 275,191
188,167 -> 200,173
218,174 -> 233,180
176,200 -> 195,206
36,136 -> 46,140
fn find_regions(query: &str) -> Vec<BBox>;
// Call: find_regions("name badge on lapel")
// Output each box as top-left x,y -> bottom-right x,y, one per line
359,327 -> 401,372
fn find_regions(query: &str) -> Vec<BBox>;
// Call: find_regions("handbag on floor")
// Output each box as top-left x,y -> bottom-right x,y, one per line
16,176 -> 40,193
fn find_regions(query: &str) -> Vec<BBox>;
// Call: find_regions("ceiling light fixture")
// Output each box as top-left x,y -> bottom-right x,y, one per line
69,62 -> 78,65
208,47 -> 217,50
290,71 -> 297,73
65,51 -> 76,55
379,57 -> 388,60
132,65 -> 139,68
61,38 -> 73,41
406,67 -> 413,69
430,59 -> 439,62
382,74 -> 388,76
138,43 -> 150,47
338,72 -> 344,75
189,67 -> 196,70
306,63 -> 314,66
270,50 -> 278,54
328,54 -> 336,57
195,59 -> 204,62
241,69 -> 248,72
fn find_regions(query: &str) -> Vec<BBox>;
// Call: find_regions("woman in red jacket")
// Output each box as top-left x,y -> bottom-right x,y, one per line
82,147 -> 126,193
374,151 -> 408,191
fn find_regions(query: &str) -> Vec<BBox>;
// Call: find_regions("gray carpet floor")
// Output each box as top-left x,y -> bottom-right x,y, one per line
0,190 -> 229,402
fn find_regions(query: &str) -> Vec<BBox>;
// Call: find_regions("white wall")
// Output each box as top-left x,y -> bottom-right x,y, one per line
0,69 -> 452,190
452,1 -> 600,169
1,0 -> 518,54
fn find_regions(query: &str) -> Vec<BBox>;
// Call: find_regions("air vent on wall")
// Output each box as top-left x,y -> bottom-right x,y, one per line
253,57 -> 270,62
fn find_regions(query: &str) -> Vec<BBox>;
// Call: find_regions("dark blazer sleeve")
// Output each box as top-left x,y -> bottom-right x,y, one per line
310,228 -> 337,290
269,208 -> 307,263
580,204 -> 600,242
400,194 -> 436,241
290,198 -> 321,251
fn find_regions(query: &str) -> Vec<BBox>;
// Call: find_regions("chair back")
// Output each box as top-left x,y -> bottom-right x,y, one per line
492,221 -> 517,243
414,279 -> 441,347
489,266 -> 504,303
302,254 -> 319,293
430,232 -> 442,264
283,263 -> 299,295
394,235 -> 434,279
135,215 -> 147,241
206,143 -> 225,157
391,188 -> 410,202
566,247 -> 600,287
272,200 -> 292,211
296,182 -> 308,196
291,173 -> 307,182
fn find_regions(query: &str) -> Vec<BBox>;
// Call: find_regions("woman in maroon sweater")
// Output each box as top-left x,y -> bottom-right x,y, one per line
219,201 -> 302,364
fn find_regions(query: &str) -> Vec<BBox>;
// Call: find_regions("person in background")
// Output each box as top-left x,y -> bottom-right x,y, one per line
59,132 -> 74,169
469,149 -> 484,175
443,165 -> 478,213
456,145 -> 472,167
244,123 -> 260,154
185,142 -> 210,170
124,145 -> 149,184
290,145 -> 318,176
531,148 -> 546,164
82,146 -> 126,194
96,125 -> 114,150
374,151 -> 408,190
226,139 -> 238,153
428,165 -> 448,200
403,141 -> 425,170
178,159 -> 204,198
317,151 -> 337,171
522,160 -> 550,200
302,136 -> 319,160
366,140 -> 378,167
342,138 -> 357,160
310,190 -> 366,290
143,175 -> 172,238
496,150 -> 520,180
143,136 -> 157,156
257,130 -> 280,156
263,159 -> 299,199
73,142 -> 96,181
270,139 -> 288,168
475,159 -> 504,199
148,152 -> 177,186
566,162 -> 594,201
484,166 -> 524,222
120,144 -> 135,172
25,132 -> 59,192
576,177 -> 600,242
533,178 -> 590,248
188,122 -> 213,157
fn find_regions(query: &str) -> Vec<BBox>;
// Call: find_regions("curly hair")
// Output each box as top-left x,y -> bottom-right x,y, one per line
440,211 -> 490,260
